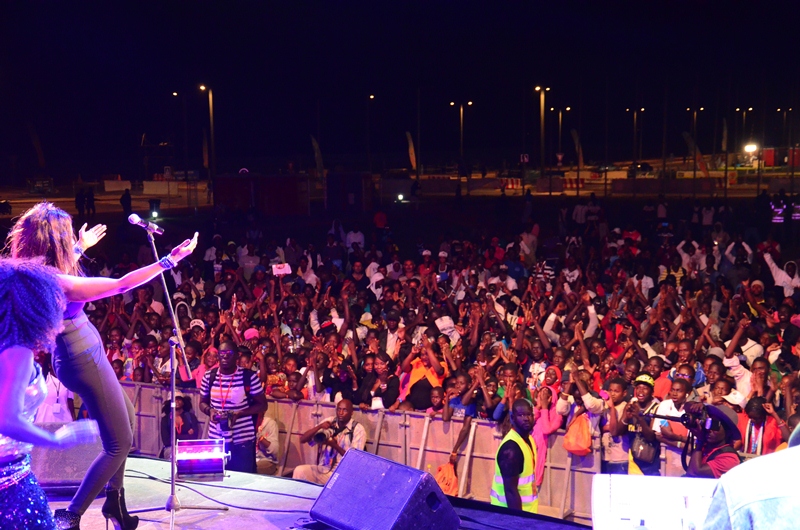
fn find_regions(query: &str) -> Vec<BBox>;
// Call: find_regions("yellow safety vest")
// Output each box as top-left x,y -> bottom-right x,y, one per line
490,428 -> 538,513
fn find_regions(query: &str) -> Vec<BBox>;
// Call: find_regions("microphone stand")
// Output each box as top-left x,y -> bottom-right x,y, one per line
129,222 -> 227,529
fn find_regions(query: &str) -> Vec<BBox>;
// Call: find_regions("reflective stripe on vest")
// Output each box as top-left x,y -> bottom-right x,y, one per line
490,429 -> 538,513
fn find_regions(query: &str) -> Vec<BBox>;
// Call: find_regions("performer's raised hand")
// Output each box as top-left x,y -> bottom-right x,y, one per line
169,232 -> 199,262
77,223 -> 107,251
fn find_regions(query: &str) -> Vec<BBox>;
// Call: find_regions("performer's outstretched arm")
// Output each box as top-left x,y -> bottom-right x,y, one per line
59,233 -> 198,302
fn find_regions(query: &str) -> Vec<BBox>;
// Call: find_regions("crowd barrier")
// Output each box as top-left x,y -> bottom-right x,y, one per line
117,381 -> 745,525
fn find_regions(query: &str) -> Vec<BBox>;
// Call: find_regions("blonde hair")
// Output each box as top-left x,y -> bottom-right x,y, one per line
5,202 -> 82,276
0,258 -> 66,352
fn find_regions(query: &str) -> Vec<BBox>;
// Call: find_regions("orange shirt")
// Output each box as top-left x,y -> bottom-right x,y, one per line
653,373 -> 672,401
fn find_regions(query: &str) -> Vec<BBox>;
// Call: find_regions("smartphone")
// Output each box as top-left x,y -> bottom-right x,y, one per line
272,263 -> 292,275
599,390 -> 610,400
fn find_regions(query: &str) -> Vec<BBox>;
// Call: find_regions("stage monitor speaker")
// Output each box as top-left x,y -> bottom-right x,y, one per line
30,422 -> 104,495
310,450 -> 460,530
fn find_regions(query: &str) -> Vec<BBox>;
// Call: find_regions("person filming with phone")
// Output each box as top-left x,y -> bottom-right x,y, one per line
292,399 -> 366,485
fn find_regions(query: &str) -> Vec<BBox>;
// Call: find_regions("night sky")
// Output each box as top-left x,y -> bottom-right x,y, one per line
1,2 -> 798,182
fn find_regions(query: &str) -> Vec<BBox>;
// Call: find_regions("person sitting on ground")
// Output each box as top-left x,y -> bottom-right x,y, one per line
292,399 -> 366,485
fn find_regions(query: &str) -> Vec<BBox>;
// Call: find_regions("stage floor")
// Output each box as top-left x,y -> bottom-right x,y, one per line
48,456 -> 587,529
49,456 -> 324,530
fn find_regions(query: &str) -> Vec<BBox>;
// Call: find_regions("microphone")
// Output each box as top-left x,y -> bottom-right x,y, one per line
128,213 -> 164,235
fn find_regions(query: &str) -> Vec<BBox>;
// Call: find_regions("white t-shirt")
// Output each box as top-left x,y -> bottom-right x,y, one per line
653,399 -> 686,440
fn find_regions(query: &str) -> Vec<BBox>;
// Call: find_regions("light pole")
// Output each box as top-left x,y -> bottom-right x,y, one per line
450,100 -> 473,193
626,107 -> 644,171
736,107 -> 753,147
367,94 -> 375,173
535,86 -> 550,194
199,85 -> 216,202
778,107 -> 793,151
550,106 -> 570,162
687,106 -> 704,198
450,100 -> 473,158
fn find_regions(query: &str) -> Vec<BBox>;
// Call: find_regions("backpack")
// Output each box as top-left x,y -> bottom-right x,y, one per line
207,367 -> 256,403
563,411 -> 592,457
206,367 -> 261,427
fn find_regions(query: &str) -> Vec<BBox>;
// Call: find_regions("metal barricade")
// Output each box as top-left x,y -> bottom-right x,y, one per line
119,384 -> 599,524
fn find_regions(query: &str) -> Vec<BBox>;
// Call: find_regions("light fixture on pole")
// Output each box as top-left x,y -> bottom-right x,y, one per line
367,94 -> 376,173
199,85 -> 216,205
686,106 -> 704,197
450,100 -> 473,193
535,86 -> 550,194
550,106 -> 571,160
626,107 -> 644,171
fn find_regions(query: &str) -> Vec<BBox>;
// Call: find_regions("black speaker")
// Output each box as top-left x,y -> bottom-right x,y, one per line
310,450 -> 460,530
29,422 -> 104,495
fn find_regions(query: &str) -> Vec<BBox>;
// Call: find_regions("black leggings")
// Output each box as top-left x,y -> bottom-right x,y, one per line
54,314 -> 135,515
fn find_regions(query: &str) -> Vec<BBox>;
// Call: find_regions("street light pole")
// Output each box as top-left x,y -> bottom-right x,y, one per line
459,104 -> 464,158
451,100 -> 473,193
200,85 -> 216,203
536,86 -> 550,195
367,94 -> 375,174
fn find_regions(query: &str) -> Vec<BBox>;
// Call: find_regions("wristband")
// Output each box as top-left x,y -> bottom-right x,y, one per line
159,255 -> 178,270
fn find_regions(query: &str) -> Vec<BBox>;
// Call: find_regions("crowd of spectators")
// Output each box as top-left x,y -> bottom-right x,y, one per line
35,191 -> 800,483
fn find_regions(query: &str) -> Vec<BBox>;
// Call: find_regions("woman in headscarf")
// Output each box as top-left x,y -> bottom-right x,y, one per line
368,272 -> 385,302
533,368 -> 562,488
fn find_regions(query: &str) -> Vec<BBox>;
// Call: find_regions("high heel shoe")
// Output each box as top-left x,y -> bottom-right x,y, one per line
118,487 -> 139,529
53,508 -> 81,530
101,488 -> 139,530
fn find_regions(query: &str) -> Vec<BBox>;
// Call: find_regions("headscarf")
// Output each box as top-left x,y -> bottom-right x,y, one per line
545,365 -> 562,395
174,300 -> 193,319
368,272 -> 385,300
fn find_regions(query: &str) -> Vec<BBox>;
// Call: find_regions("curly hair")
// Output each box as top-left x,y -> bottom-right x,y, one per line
0,258 -> 66,353
5,202 -> 82,276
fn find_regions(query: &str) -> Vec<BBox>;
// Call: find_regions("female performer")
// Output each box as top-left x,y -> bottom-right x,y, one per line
8,203 -> 198,530
0,259 -> 100,530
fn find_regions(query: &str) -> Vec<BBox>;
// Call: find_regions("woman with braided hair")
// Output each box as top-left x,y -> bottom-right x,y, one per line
0,259 -> 99,530
7,202 -> 198,530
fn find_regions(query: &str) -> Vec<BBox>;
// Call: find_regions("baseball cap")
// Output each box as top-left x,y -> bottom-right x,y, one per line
243,328 -> 259,341
438,251 -> 448,258
722,389 -> 746,407
189,319 -> 205,330
386,310 -> 401,322
634,374 -> 655,388
422,250 -> 432,256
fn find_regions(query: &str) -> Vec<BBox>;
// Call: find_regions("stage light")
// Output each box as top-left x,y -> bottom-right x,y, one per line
151,210 -> 159,219
398,194 -> 404,201
744,144 -> 757,154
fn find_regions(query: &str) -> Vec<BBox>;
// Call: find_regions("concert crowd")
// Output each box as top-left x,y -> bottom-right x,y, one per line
37,191 -> 800,481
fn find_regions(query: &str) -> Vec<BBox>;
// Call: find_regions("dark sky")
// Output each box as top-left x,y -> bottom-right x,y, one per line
1,2 -> 798,180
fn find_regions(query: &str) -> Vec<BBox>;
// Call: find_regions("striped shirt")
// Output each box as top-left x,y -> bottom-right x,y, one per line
200,368 -> 263,444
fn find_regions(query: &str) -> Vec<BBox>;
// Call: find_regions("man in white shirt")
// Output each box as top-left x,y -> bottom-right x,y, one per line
297,256 -> 319,288
345,224 -> 365,255
203,234 -> 224,262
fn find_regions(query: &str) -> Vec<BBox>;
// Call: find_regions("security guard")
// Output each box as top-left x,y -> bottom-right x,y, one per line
491,399 -> 538,512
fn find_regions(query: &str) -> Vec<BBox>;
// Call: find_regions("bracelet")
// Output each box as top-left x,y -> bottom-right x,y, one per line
73,244 -> 87,259
158,255 -> 177,270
